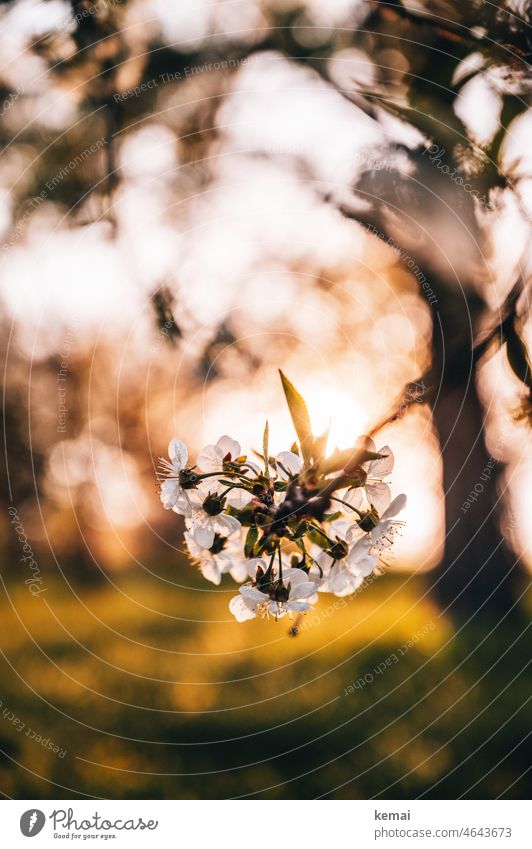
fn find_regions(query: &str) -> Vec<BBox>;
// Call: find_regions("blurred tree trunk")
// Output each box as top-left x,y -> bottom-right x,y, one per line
429,289 -> 520,617
338,164 -> 525,620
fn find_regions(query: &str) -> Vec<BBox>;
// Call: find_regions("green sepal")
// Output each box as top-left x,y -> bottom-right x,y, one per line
262,420 -> 269,475
279,370 -> 313,463
319,447 -> 382,476
244,526 -> 259,558
307,526 -> 330,549
323,510 -> 342,522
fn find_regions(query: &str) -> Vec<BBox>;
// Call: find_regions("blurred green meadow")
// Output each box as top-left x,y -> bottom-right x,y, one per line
1,563 -> 530,800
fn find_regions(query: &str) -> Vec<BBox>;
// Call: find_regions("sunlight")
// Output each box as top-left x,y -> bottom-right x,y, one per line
301,380 -> 367,453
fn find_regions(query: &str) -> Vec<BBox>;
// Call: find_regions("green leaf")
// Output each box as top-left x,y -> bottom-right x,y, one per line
323,510 -> 342,523
307,527 -> 330,550
279,370 -> 313,462
319,446 -> 382,476
293,521 -> 309,539
262,420 -> 269,475
312,423 -> 330,462
244,526 -> 259,558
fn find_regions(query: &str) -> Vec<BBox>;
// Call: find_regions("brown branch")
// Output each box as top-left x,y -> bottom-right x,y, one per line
366,276 -> 526,438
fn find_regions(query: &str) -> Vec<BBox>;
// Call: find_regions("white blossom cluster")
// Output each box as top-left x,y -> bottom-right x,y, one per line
159,374 -> 406,625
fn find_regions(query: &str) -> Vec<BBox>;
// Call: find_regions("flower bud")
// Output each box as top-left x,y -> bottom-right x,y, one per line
202,493 -> 225,516
343,463 -> 367,486
179,468 -> 199,489
209,534 -> 227,554
358,506 -> 380,532
328,540 -> 349,561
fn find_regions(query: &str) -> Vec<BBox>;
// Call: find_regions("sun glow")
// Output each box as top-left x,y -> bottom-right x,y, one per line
300,381 -> 367,454
195,376 -> 368,460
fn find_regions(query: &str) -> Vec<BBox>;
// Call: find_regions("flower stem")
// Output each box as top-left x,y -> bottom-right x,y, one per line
330,495 -> 363,517
308,522 -> 336,545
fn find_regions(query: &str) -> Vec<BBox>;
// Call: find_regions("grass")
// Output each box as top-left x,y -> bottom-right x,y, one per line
0,564 -> 530,799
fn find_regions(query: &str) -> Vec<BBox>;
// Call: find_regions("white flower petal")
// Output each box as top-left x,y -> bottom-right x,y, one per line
168,438 -> 188,468
350,553 -> 377,578
309,561 -> 329,586
286,601 -> 313,612
328,517 -> 350,539
218,514 -> 242,536
315,551 -> 334,577
193,524 -> 215,549
345,523 -> 366,544
326,563 -> 347,591
382,493 -> 407,519
365,481 -> 391,513
327,562 -> 363,596
246,558 -> 265,579
276,451 -> 303,480
368,445 -> 394,476
172,493 -> 193,516
282,567 -> 309,587
344,487 -> 364,511
225,489 -> 253,509
292,582 -> 318,600
240,586 -> 267,603
200,559 -> 222,585
245,460 -> 261,474
370,520 -> 388,543
217,435 -> 241,461
184,530 -> 202,558
269,602 -> 287,618
229,595 -> 256,621
197,444 -> 223,473
160,478 -> 179,509
335,580 -> 363,597
228,560 -> 250,583
348,534 -> 372,560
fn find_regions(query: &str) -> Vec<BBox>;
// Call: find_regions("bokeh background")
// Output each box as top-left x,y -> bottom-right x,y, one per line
0,0 -> 531,799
